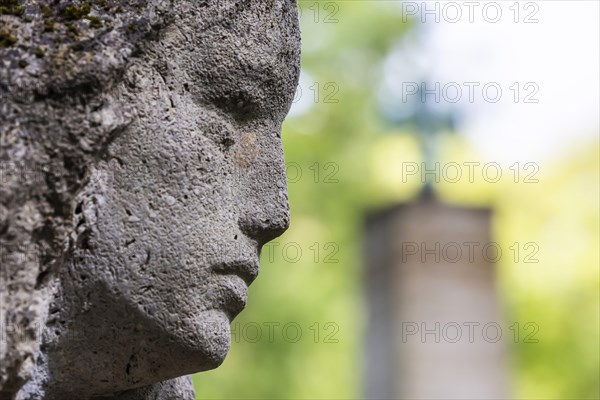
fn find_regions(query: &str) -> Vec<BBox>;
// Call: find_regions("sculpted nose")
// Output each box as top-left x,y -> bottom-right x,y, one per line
238,205 -> 290,246
238,177 -> 290,246
236,130 -> 290,246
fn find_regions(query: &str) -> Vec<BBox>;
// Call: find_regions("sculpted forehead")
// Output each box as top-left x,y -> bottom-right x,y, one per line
160,1 -> 301,123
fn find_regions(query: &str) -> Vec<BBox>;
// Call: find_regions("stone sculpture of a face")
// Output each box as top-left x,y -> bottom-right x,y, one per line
28,1 -> 300,398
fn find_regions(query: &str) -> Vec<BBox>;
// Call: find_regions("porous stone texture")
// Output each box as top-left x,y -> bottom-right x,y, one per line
95,376 -> 196,400
0,1 -> 300,398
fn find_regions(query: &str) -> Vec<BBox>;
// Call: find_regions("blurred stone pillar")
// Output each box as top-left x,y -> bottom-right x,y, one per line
364,196 -> 508,399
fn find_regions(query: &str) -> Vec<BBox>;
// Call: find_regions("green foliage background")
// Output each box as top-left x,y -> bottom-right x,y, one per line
194,2 -> 599,399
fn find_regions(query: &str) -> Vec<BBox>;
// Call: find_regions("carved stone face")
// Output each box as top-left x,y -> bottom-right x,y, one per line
43,2 -> 300,397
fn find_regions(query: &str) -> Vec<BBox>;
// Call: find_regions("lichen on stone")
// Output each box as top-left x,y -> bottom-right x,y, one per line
62,1 -> 91,20
0,31 -> 17,47
0,0 -> 25,16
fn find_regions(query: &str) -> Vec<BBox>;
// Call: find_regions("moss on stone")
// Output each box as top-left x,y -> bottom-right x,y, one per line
66,22 -> 79,35
63,2 -> 91,20
86,15 -> 102,28
97,0 -> 110,11
0,0 -> 25,16
40,3 -> 53,18
0,31 -> 17,47
43,19 -> 56,32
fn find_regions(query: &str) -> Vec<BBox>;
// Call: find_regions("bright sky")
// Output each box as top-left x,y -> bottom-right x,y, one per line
290,1 -> 599,165
412,0 -> 600,164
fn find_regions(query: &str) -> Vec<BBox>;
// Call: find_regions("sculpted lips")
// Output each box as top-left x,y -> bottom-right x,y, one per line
211,258 -> 259,319
212,258 -> 259,286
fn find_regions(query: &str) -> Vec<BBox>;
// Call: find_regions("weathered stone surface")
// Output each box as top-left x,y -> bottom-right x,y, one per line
96,376 -> 196,400
1,1 -> 300,398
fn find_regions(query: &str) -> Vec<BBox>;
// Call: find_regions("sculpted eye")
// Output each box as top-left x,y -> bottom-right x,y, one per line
211,89 -> 260,122
199,109 -> 238,151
